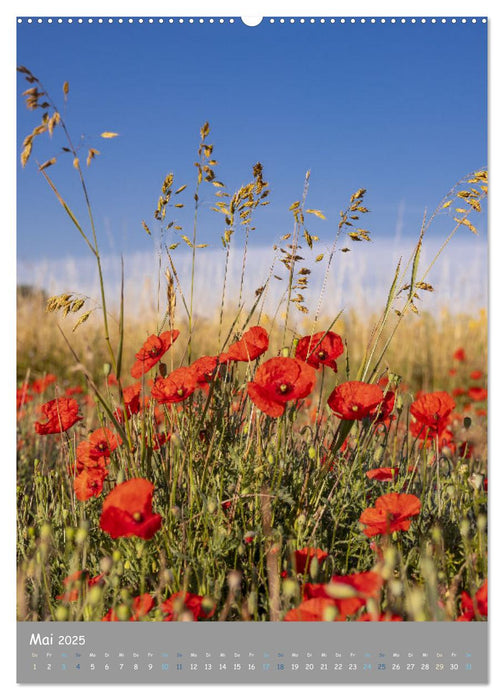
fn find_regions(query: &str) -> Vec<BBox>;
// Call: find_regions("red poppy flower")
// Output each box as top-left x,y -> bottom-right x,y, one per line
190,355 -> 219,391
161,592 -> 215,621
220,326 -> 269,363
370,390 -> 396,422
30,374 -> 57,394
470,370 -> 483,380
457,580 -> 487,621
34,397 -> 82,435
65,386 -> 84,396
284,597 -> 343,621
453,347 -> 466,361
74,467 -> 108,501
366,467 -> 397,482
103,593 -> 155,621
359,493 -> 421,537
100,478 -> 162,539
148,431 -> 171,450
452,387 -> 466,398
410,391 -> 455,438
295,331 -> 344,372
75,427 -> 122,470
17,384 -> 33,409
467,387 -> 487,402
247,357 -> 316,417
304,571 -> 384,617
294,547 -> 328,574
56,571 -> 104,602
122,382 -> 142,415
150,366 -> 198,404
131,330 -> 180,378
114,383 -> 144,424
327,381 -> 384,421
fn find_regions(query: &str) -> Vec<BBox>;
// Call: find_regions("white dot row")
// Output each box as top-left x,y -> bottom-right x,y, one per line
17,17 -> 487,25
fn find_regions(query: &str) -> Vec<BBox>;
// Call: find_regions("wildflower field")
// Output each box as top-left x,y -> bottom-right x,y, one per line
17,67 -> 488,624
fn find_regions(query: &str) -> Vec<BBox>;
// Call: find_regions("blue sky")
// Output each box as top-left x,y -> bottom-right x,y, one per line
17,17 -> 487,261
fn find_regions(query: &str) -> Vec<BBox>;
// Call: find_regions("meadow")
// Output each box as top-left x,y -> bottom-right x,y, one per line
16,66 -> 487,623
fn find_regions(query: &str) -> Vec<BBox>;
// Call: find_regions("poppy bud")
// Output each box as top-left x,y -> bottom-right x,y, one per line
460,519 -> 470,538
468,474 -> 483,491
75,527 -> 88,545
294,513 -> 306,532
100,556 -> 112,573
227,570 -> 242,590
103,363 -> 112,377
206,499 -> 217,515
322,604 -> 338,621
55,605 -> 69,621
40,524 -> 52,540
112,550 -> 121,563
309,556 -> 319,579
116,604 -> 131,621
282,578 -> 299,598
281,346 -> 290,357
158,362 -> 168,378
308,446 -> 316,459
389,580 -> 402,596
87,586 -> 103,607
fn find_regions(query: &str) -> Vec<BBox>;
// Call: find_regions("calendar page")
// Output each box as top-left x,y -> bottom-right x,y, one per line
16,10 -> 488,684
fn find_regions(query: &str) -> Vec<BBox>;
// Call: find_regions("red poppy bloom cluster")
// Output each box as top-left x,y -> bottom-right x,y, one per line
131,330 -> 180,378
103,593 -> 155,621
161,592 -> 215,621
75,427 -> 122,470
190,355 -> 219,391
100,478 -> 162,539
151,366 -> 198,404
72,427 -> 122,502
294,547 -> 328,574
30,373 -> 57,394
359,493 -> 421,537
366,467 -> 397,482
56,570 -> 104,603
457,580 -> 487,621
114,382 -> 142,423
295,331 -> 344,372
247,357 -> 316,417
220,326 -> 269,363
410,391 -> 455,440
285,570 -> 384,621
327,381 -> 384,420
35,397 -> 82,435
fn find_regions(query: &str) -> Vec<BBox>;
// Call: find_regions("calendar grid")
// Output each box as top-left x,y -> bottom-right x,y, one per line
18,622 -> 487,683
